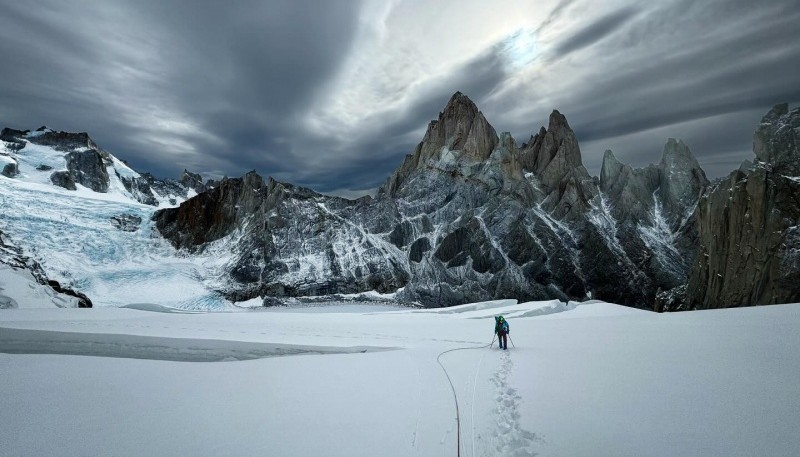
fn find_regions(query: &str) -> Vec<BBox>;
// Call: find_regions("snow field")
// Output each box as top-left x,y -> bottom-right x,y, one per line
2,300 -> 799,457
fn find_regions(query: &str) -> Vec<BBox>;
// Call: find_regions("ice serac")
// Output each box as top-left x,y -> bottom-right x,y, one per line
684,104 -> 800,309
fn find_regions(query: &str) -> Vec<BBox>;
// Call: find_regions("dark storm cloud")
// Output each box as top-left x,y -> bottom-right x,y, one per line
550,6 -> 640,58
0,0 -> 362,181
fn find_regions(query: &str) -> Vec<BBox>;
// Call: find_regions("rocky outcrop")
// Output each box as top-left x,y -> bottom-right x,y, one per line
1,127 -> 113,192
180,170 -> 207,194
49,171 -> 77,190
27,130 -> 99,152
684,104 -> 800,309
47,148 -> 111,192
110,214 -> 142,232
0,128 -> 27,151
61,149 -> 110,192
1,156 -> 18,177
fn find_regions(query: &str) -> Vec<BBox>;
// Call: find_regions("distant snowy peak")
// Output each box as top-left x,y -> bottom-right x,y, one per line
0,126 -> 210,207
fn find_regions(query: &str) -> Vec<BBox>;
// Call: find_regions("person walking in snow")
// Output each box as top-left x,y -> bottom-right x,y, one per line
495,315 -> 509,350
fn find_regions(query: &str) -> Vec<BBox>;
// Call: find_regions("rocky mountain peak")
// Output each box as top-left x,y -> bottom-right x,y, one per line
443,91 -> 478,114
520,109 -> 591,196
754,102 -> 800,175
180,169 -> 207,194
658,138 -> 708,214
420,91 -> 499,163
600,149 -> 626,189
380,92 -> 500,196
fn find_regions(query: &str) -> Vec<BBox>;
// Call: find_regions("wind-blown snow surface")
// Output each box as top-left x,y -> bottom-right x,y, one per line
0,170 -> 233,309
2,300 -> 799,457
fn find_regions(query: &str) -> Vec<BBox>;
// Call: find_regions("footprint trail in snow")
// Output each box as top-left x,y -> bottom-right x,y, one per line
487,351 -> 541,457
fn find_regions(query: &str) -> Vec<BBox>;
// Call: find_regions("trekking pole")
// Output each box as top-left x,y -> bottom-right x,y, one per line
490,334 -> 496,348
509,334 -> 516,349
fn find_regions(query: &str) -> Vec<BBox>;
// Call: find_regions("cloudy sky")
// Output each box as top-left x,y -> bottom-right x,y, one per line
1,0 -> 798,197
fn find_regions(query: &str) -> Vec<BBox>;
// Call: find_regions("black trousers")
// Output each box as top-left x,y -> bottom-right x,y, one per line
498,333 -> 507,349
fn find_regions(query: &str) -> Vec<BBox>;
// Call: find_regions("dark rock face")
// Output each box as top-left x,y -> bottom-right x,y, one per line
180,170 -> 207,194
597,140 -> 709,296
155,171 -> 267,249
47,280 -> 93,308
753,103 -> 800,175
155,173 -> 409,302
110,214 -> 142,232
50,171 -> 77,190
27,130 -> 98,152
1,157 -> 18,177
61,149 -> 110,192
0,128 -> 27,151
155,92 -> 712,308
684,104 -> 800,309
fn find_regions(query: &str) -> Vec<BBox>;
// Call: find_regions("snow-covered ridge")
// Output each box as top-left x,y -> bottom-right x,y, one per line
0,127 -> 203,207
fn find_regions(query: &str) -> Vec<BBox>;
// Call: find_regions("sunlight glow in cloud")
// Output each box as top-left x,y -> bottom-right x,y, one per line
501,28 -> 540,70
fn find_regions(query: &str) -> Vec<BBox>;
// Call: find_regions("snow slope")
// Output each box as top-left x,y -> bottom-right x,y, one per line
0,264 -> 82,308
2,300 -> 799,457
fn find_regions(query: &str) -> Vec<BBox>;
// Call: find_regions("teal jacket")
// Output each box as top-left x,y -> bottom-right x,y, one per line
495,320 -> 509,335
